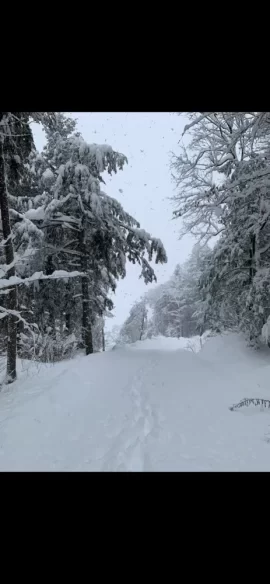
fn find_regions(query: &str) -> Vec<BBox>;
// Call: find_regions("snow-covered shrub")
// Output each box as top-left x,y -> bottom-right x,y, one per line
18,331 -> 79,363
229,398 -> 270,412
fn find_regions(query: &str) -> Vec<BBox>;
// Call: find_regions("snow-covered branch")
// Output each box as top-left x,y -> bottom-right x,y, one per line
0,270 -> 84,290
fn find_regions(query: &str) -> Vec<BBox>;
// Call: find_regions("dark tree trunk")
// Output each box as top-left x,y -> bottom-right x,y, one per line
81,275 -> 93,355
102,326 -> 105,352
65,312 -> 71,332
44,253 -> 56,336
79,229 -> 93,356
59,313 -> 64,336
249,234 -> 256,283
0,145 -> 17,383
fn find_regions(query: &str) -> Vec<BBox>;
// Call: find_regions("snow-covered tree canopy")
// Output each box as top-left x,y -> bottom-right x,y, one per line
171,113 -> 270,243
171,112 -> 270,346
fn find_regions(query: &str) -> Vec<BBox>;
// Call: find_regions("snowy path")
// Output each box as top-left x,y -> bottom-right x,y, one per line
100,354 -> 160,471
1,333 -> 270,471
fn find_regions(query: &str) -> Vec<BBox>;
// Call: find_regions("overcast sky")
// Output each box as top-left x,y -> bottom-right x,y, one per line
33,112 -> 195,330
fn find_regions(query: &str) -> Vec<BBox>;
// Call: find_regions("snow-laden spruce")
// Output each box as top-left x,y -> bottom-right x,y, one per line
1,113 -> 167,383
22,114 -> 167,357
0,112 -> 57,383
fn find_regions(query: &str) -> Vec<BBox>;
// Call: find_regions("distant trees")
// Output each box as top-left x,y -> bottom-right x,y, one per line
105,325 -> 121,350
118,244 -> 212,343
118,299 -> 148,344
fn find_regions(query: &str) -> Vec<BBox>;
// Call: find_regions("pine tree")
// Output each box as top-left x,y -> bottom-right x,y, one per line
17,114 -> 167,358
0,113 -> 94,380
0,112 -> 38,381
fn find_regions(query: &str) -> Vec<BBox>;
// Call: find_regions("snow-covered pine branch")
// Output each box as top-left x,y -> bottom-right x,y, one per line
0,270 -> 83,290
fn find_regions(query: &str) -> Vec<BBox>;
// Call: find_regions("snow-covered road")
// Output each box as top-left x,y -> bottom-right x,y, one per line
1,333 -> 270,471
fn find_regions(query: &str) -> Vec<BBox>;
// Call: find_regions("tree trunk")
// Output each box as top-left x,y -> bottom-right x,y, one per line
51,308 -> 56,337
65,312 -> 71,332
81,275 -> 93,355
59,314 -> 64,336
0,144 -> 17,383
249,234 -> 256,283
139,317 -> 144,340
139,305 -> 146,341
102,326 -> 105,352
79,229 -> 93,355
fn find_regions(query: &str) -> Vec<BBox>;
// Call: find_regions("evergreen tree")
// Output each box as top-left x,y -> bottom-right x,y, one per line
7,114 -> 167,362
0,112 -> 55,382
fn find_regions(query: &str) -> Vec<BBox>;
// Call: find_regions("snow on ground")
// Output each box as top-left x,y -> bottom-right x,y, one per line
126,334 -> 206,352
1,332 -> 270,471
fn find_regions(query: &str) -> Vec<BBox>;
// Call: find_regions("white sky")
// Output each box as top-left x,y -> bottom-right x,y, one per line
32,112 -> 195,330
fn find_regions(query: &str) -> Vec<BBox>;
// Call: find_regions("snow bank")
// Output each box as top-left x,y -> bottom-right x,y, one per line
199,332 -> 270,367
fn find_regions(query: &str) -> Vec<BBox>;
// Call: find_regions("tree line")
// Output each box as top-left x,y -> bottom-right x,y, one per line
117,243 -> 211,344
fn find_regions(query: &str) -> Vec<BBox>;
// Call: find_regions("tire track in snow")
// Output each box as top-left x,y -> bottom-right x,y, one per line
101,356 -> 160,471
